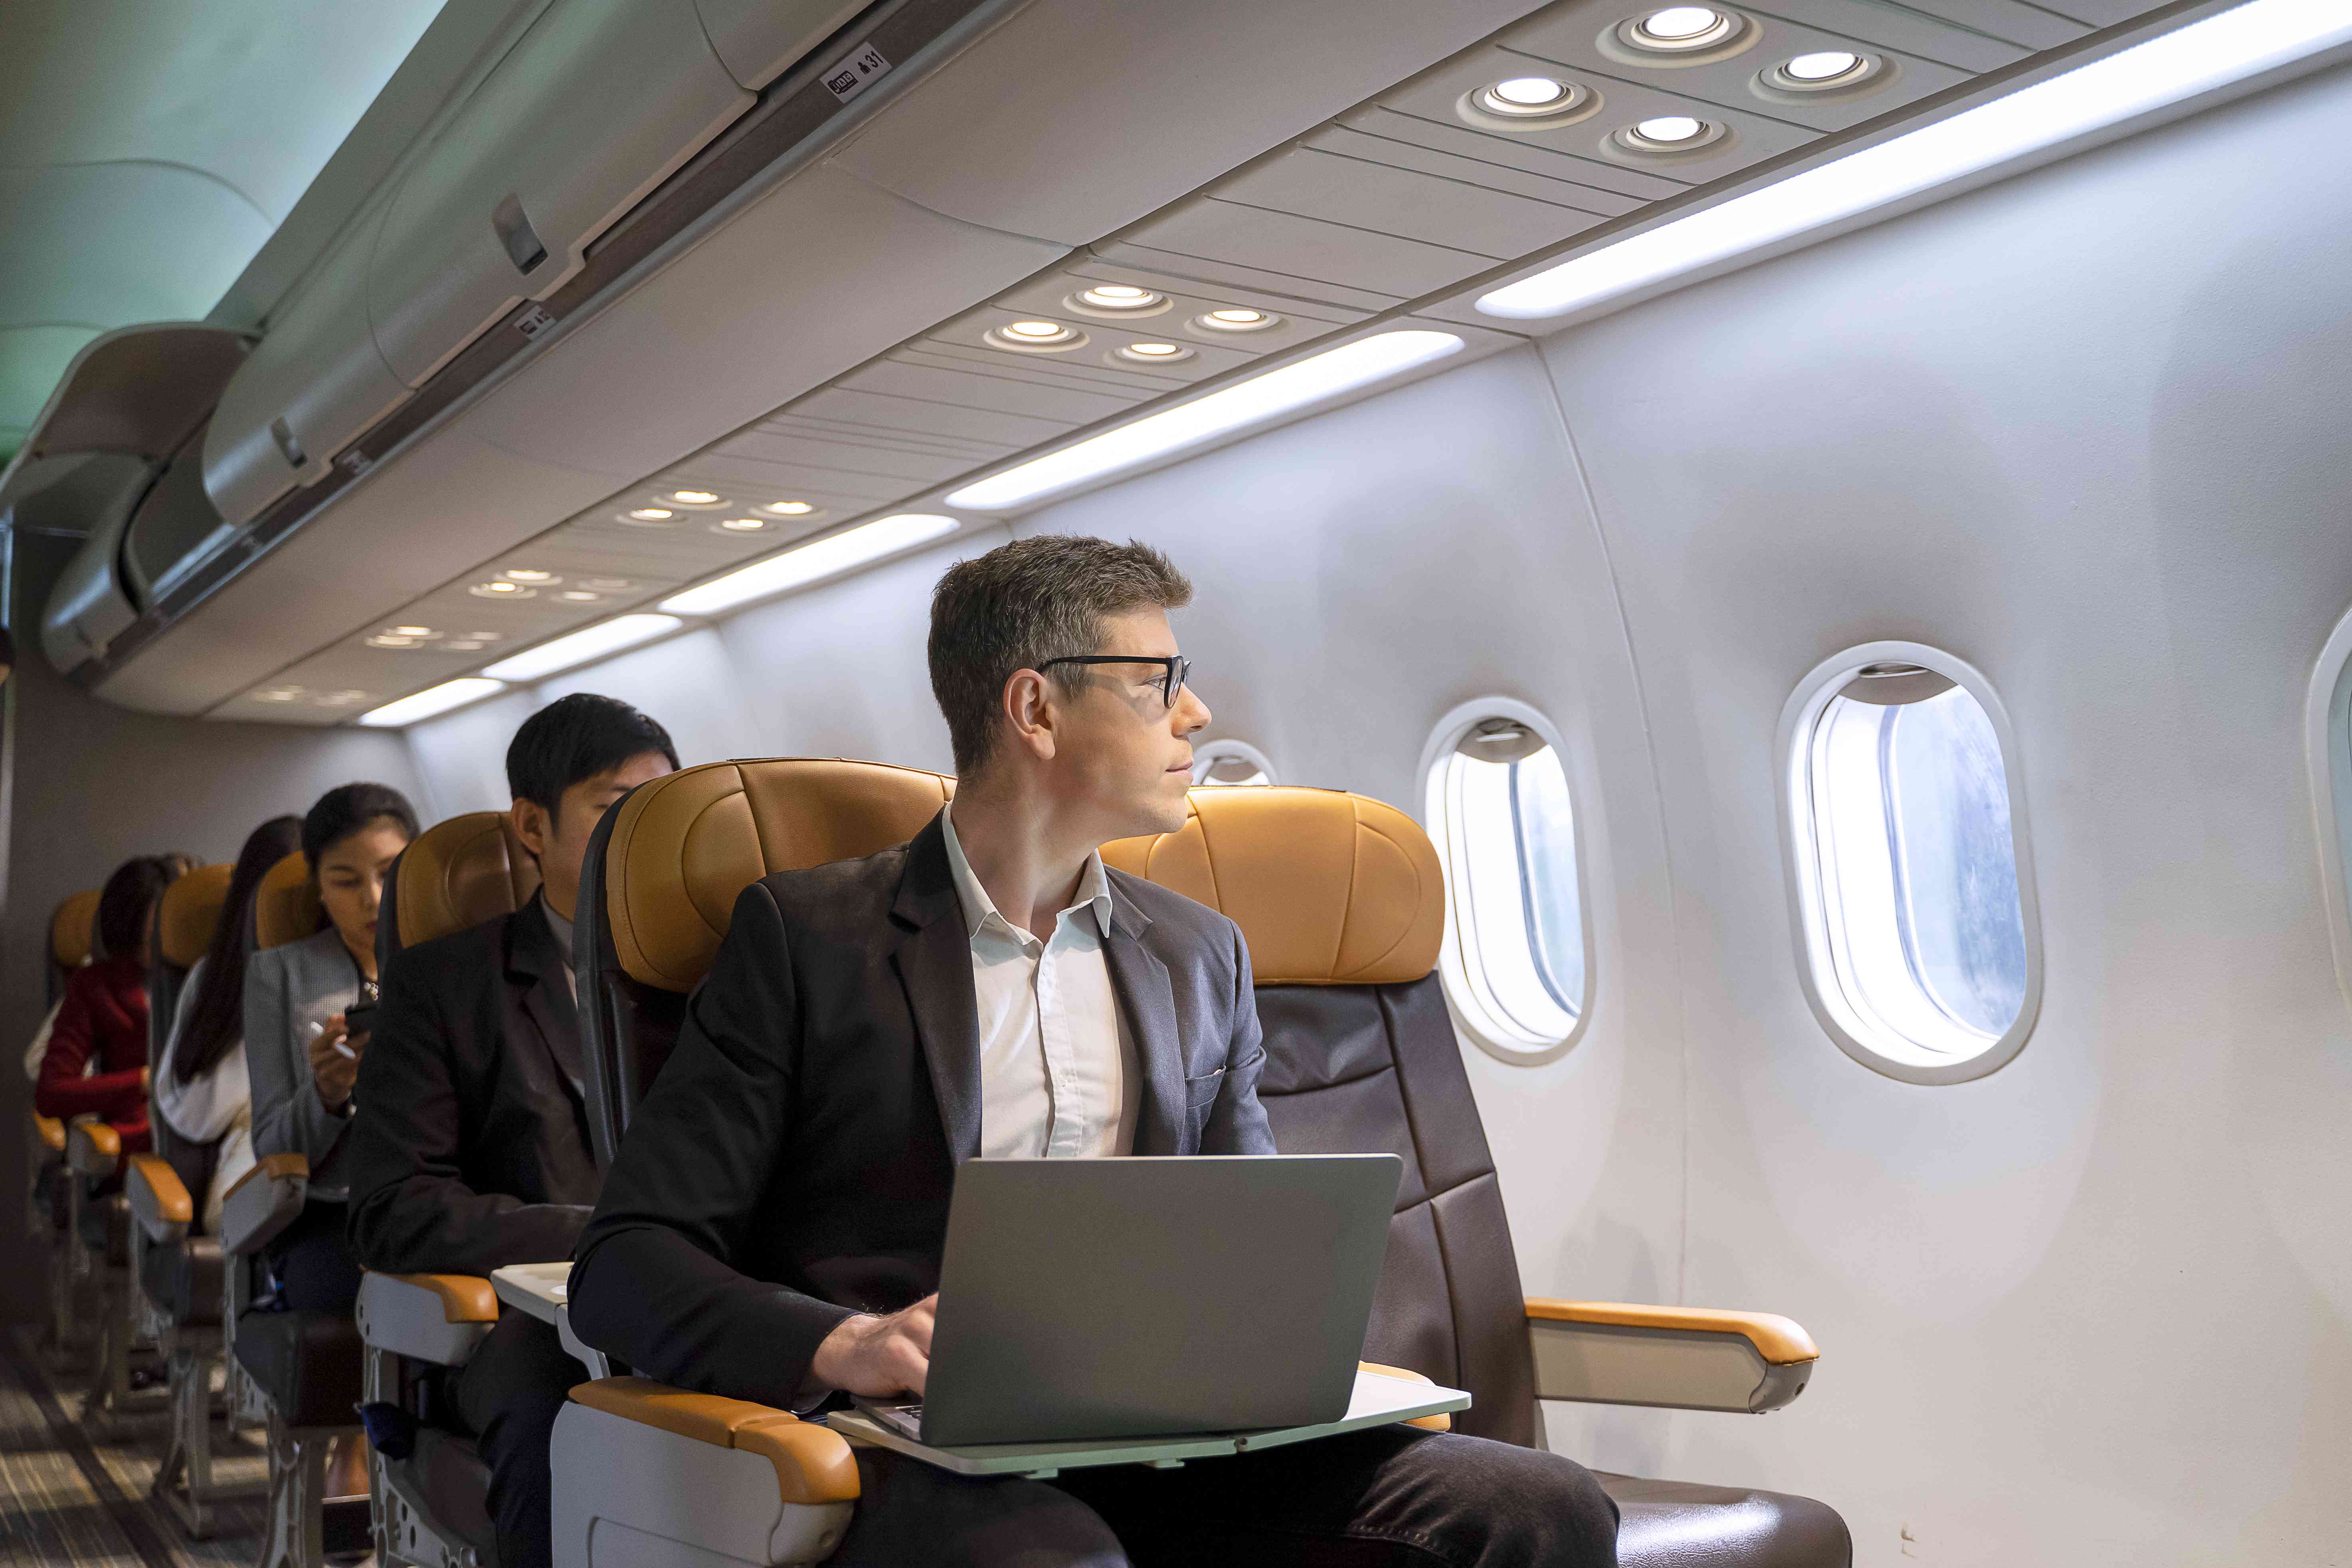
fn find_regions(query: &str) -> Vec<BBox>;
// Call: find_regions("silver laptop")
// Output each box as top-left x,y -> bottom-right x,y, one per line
857,1153 -> 1402,1448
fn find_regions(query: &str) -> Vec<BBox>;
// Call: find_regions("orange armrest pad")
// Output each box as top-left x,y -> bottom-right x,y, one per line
72,1119 -> 122,1159
1525,1300 -> 1820,1364
1359,1360 -> 1450,1432
34,1115 -> 65,1152
125,1154 -> 194,1224
221,1152 -> 308,1201
388,1273 -> 501,1323
569,1377 -> 861,1505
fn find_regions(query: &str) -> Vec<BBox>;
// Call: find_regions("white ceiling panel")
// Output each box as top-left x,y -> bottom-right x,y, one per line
713,429 -> 991,487
750,414 -> 1012,469
1215,146 -> 1613,258
1120,198 -> 1501,300
1082,240 -> 1409,312
1895,0 -> 2090,49
1742,0 -> 2031,70
1332,107 -> 1686,201
1303,125 -> 1648,216
922,317 -> 1261,389
840,360 -> 1144,426
790,387 -> 1080,449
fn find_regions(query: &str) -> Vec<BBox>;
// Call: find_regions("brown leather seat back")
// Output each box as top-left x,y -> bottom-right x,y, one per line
49,888 -> 100,1003
378,812 -> 540,968
1103,787 -> 1538,1445
252,852 -> 322,952
576,758 -> 954,1165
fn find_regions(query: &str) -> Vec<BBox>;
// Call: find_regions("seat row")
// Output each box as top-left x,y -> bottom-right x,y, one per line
29,760 -> 1848,1568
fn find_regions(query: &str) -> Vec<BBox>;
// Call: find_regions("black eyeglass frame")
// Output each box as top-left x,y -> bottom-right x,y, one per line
1037,654 -> 1192,710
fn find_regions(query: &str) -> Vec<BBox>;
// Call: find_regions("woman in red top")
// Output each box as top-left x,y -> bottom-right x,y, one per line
36,855 -> 180,1149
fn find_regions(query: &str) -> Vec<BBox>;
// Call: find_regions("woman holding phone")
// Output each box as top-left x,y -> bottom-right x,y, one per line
245,782 -> 418,1311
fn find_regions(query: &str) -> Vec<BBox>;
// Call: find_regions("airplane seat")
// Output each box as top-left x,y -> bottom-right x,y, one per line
554,758 -> 955,1568
127,860 -> 263,1534
1100,787 -> 1853,1568
225,848 -> 370,1568
34,887 -> 101,1362
352,810 -> 538,1568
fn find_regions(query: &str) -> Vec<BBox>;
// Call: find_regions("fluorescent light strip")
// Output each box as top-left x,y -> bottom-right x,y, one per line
1478,0 -> 2352,320
483,614 -> 684,682
358,677 -> 506,728
660,513 -> 960,617
945,330 -> 1466,510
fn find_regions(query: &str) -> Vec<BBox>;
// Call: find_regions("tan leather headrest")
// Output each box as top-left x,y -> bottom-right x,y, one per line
398,813 -> 541,949
156,863 -> 233,969
51,889 -> 100,969
1101,787 -> 1443,985
605,759 -> 954,992
254,852 -> 323,951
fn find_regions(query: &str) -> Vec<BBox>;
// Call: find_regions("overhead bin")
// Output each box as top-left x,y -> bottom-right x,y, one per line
696,0 -> 874,90
368,0 -> 753,388
122,425 -> 236,608
37,457 -> 154,672
204,201 -> 409,526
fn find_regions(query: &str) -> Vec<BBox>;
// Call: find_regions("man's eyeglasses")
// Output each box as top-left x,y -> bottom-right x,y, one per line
1038,655 -> 1192,711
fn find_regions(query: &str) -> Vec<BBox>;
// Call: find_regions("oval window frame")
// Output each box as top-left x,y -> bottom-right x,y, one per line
1776,641 -> 2045,1085
1191,738 -> 1277,786
1418,696 -> 1597,1066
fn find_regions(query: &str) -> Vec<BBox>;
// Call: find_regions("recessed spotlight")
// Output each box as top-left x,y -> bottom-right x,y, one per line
1786,49 -> 1859,79
1614,115 -> 1725,152
1765,49 -> 1879,91
1610,4 -> 1750,58
253,687 -> 303,702
445,641 -> 485,652
558,589 -> 605,602
389,625 -> 436,637
470,581 -> 536,599
716,516 -> 768,532
985,320 -> 1086,352
1642,6 -> 1722,38
669,490 -> 722,505
1475,76 -> 1588,121
576,580 -> 631,593
764,500 -> 816,515
500,568 -> 558,583
1066,284 -> 1171,319
1114,341 -> 1195,365
623,508 -> 679,526
366,635 -> 423,649
1638,114 -> 1703,140
319,690 -> 369,707
1194,308 -> 1280,333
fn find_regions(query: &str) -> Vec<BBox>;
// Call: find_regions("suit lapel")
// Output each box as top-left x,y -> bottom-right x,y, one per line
890,817 -> 982,1165
1102,884 -> 1187,1156
505,902 -> 586,1107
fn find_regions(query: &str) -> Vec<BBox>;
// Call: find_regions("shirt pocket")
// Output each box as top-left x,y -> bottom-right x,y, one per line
1183,1066 -> 1226,1110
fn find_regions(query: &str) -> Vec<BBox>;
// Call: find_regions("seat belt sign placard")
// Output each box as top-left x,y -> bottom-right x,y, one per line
824,43 -> 892,104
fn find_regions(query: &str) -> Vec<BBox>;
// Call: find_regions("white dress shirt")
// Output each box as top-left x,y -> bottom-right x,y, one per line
941,805 -> 1139,1159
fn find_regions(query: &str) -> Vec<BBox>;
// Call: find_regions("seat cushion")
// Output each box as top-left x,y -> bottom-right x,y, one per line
233,1309 -> 365,1428
400,1426 -> 498,1560
1601,1472 -> 1853,1568
138,1236 -> 225,1327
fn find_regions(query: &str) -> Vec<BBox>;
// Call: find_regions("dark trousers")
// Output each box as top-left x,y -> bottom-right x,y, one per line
269,1200 -> 362,1312
449,1310 -> 580,1568
826,1425 -> 1618,1568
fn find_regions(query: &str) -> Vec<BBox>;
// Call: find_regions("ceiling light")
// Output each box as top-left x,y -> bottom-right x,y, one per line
1194,308 -> 1280,332
716,516 -> 768,532
319,691 -> 369,707
1078,285 -> 1165,310
626,508 -> 676,523
558,589 -> 605,602
661,514 -> 960,617
985,320 -> 1085,351
764,500 -> 816,515
1784,49 -> 1862,81
253,687 -> 302,702
1116,342 -> 1194,364
1641,6 -> 1722,37
500,568 -> 558,583
1476,77 -> 1584,119
359,678 -> 506,728
576,579 -> 631,593
445,641 -> 485,651
365,635 -> 422,649
1634,115 -> 1704,141
669,490 -> 722,505
465,631 -> 504,641
389,625 -> 435,637
469,580 -> 534,599
484,614 -> 684,682
1480,0 -> 2352,321
946,330 -> 1464,510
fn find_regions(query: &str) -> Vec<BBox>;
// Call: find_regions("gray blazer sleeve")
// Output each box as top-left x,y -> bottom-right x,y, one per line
244,941 -> 352,1178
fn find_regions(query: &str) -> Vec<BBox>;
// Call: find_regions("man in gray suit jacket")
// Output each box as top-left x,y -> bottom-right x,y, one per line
571,536 -> 1616,1567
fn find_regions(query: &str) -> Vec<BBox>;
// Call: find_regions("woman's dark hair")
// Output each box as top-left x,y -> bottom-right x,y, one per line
301,783 -> 420,880
170,816 -> 302,1086
505,694 -> 679,827
94,855 -> 179,961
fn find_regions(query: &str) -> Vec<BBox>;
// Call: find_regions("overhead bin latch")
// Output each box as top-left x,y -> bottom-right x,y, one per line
269,417 -> 307,471
493,194 -> 549,277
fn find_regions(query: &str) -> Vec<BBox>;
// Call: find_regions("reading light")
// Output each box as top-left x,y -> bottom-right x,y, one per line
389,625 -> 435,637
986,320 -> 1085,351
1116,342 -> 1193,364
661,514 -> 960,616
1783,49 -> 1863,81
558,589 -> 605,602
625,507 -> 675,523
1078,285 -> 1164,310
320,691 -> 369,707
577,579 -> 631,593
365,635 -> 422,649
1491,76 -> 1572,107
484,614 -> 684,681
360,678 -> 506,728
1627,115 -> 1707,144
946,330 -> 1465,510
500,568 -> 557,582
717,516 -> 768,531
254,687 -> 302,702
1194,307 -> 1280,332
1634,5 -> 1731,44
669,490 -> 722,505
764,500 -> 815,515
469,580 -> 532,599
445,641 -> 485,652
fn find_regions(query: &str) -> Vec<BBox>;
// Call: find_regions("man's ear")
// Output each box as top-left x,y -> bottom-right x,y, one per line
1001,669 -> 1060,763
509,797 -> 552,863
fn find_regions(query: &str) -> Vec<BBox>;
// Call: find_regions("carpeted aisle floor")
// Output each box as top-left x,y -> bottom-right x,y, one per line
0,1331 -> 269,1568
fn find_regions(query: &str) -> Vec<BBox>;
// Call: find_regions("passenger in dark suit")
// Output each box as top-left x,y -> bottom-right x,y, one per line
572,537 -> 1618,1567
346,694 -> 677,1568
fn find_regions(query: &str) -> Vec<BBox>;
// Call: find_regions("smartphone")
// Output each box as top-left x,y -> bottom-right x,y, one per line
342,999 -> 378,1036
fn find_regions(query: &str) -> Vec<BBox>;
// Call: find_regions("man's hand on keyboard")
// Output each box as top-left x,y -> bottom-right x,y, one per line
812,1294 -> 936,1397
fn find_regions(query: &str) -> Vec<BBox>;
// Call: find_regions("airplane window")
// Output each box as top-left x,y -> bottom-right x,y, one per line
1425,705 -> 1589,1058
1191,738 -> 1275,786
1786,652 -> 2040,1081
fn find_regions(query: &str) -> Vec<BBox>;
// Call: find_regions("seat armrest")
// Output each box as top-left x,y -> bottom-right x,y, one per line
33,1114 -> 65,1154
125,1154 -> 193,1244
1358,1361 -> 1452,1432
1524,1299 -> 1819,1414
554,1379 -> 859,1566
66,1116 -> 121,1177
355,1272 -> 498,1366
220,1153 -> 308,1256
